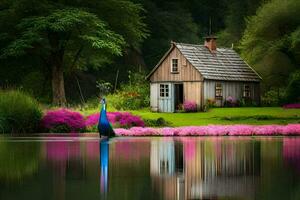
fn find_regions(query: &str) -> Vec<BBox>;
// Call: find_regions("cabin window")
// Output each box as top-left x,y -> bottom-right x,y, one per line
215,83 -> 222,98
171,59 -> 178,73
160,84 -> 169,97
243,85 -> 251,98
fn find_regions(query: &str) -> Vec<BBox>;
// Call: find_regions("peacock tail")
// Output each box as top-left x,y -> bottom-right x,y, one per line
98,98 -> 116,137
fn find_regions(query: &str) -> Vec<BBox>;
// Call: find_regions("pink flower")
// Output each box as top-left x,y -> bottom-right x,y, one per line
41,109 -> 85,132
283,103 -> 300,109
183,101 -> 197,112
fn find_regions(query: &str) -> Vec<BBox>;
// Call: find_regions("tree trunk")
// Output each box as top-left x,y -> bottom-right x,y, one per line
52,63 -> 67,106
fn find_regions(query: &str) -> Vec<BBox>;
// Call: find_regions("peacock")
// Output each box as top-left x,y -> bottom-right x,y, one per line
98,98 -> 115,137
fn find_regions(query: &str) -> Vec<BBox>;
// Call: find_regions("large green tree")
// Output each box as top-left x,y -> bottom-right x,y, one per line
0,0 -> 147,105
240,0 -> 300,90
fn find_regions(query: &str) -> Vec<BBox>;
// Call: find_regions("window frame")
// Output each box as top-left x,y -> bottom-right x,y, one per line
171,58 -> 179,73
159,84 -> 169,98
243,84 -> 251,98
215,83 -> 223,99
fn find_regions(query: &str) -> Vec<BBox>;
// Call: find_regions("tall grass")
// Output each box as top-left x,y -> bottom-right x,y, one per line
0,90 -> 42,133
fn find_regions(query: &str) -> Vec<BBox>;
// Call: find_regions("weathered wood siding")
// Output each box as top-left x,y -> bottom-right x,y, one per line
203,80 -> 260,105
150,83 -> 159,111
184,82 -> 203,109
149,47 -> 203,82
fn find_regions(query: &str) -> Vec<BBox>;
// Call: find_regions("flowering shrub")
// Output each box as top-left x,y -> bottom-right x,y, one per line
224,96 -> 238,107
85,112 -> 144,129
283,103 -> 300,109
114,124 -> 300,136
183,101 -> 197,112
41,109 -> 85,133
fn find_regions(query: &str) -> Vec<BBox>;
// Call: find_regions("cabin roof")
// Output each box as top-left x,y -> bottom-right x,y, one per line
147,42 -> 262,82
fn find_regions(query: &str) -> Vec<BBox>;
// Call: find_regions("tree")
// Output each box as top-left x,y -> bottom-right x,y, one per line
0,0 -> 148,105
240,0 -> 300,90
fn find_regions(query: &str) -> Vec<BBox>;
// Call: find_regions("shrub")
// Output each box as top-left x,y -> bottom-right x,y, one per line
109,71 -> 149,110
285,70 -> 300,103
41,109 -> 85,133
183,101 -> 197,112
143,117 -> 172,127
261,88 -> 285,106
0,90 -> 42,133
204,99 -> 217,110
224,96 -> 239,107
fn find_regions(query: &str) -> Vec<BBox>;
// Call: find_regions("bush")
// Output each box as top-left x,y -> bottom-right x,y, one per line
261,88 -> 285,106
143,117 -> 172,127
224,96 -> 239,107
285,70 -> 300,103
0,90 -> 42,133
41,109 -> 85,133
109,71 -> 149,110
183,101 -> 197,112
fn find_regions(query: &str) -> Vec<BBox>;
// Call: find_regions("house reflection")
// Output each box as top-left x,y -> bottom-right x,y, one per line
150,138 -> 260,200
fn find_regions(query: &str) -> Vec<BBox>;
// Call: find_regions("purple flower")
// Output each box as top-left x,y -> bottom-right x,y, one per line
183,101 -> 197,112
283,103 -> 300,109
41,109 -> 85,132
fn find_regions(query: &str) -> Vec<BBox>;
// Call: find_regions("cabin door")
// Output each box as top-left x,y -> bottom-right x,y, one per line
174,84 -> 183,111
158,83 -> 174,112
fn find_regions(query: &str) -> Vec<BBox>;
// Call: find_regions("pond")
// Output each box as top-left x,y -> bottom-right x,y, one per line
0,136 -> 300,200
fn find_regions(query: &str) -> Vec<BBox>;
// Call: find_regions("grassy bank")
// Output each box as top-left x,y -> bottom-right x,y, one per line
128,107 -> 300,127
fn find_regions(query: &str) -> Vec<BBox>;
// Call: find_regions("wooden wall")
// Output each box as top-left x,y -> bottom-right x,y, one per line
203,80 -> 260,105
149,47 -> 203,82
184,82 -> 203,109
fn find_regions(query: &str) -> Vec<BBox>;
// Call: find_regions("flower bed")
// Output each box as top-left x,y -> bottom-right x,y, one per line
114,124 -> 300,136
41,109 -> 144,133
283,103 -> 300,109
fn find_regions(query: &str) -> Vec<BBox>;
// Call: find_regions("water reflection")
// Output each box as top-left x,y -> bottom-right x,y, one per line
0,137 -> 300,200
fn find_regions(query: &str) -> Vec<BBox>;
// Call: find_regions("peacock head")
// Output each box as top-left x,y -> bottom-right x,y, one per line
100,98 -> 106,105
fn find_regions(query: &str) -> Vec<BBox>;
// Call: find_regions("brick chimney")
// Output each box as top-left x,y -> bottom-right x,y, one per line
204,35 -> 217,52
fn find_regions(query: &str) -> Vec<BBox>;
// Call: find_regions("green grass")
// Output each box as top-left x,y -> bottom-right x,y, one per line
129,107 -> 300,127
78,106 -> 300,127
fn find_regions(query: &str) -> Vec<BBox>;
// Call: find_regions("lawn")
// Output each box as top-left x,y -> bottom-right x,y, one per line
80,106 -> 300,127
130,107 -> 300,127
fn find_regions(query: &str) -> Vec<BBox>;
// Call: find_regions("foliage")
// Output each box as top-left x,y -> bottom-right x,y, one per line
261,88 -> 285,106
183,101 -> 197,112
0,0 -> 148,105
240,0 -> 300,90
143,117 -> 172,127
204,98 -> 217,111
239,98 -> 257,107
109,71 -> 149,110
0,90 -> 42,133
41,109 -> 85,133
285,70 -> 300,103
96,80 -> 112,98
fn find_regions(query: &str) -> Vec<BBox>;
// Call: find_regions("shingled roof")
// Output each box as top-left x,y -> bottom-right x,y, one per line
148,42 -> 262,82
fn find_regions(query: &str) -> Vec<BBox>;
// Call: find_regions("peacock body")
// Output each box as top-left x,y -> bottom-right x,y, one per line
98,98 -> 115,137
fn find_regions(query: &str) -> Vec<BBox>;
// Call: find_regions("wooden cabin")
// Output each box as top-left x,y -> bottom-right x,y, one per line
146,36 -> 262,112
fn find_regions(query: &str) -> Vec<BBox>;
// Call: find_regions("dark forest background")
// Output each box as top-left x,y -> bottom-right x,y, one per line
0,0 -> 299,105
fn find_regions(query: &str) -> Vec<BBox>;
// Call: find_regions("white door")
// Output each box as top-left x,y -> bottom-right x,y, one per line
158,83 -> 174,112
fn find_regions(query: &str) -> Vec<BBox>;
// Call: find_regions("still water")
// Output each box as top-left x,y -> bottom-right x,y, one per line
0,136 -> 300,200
